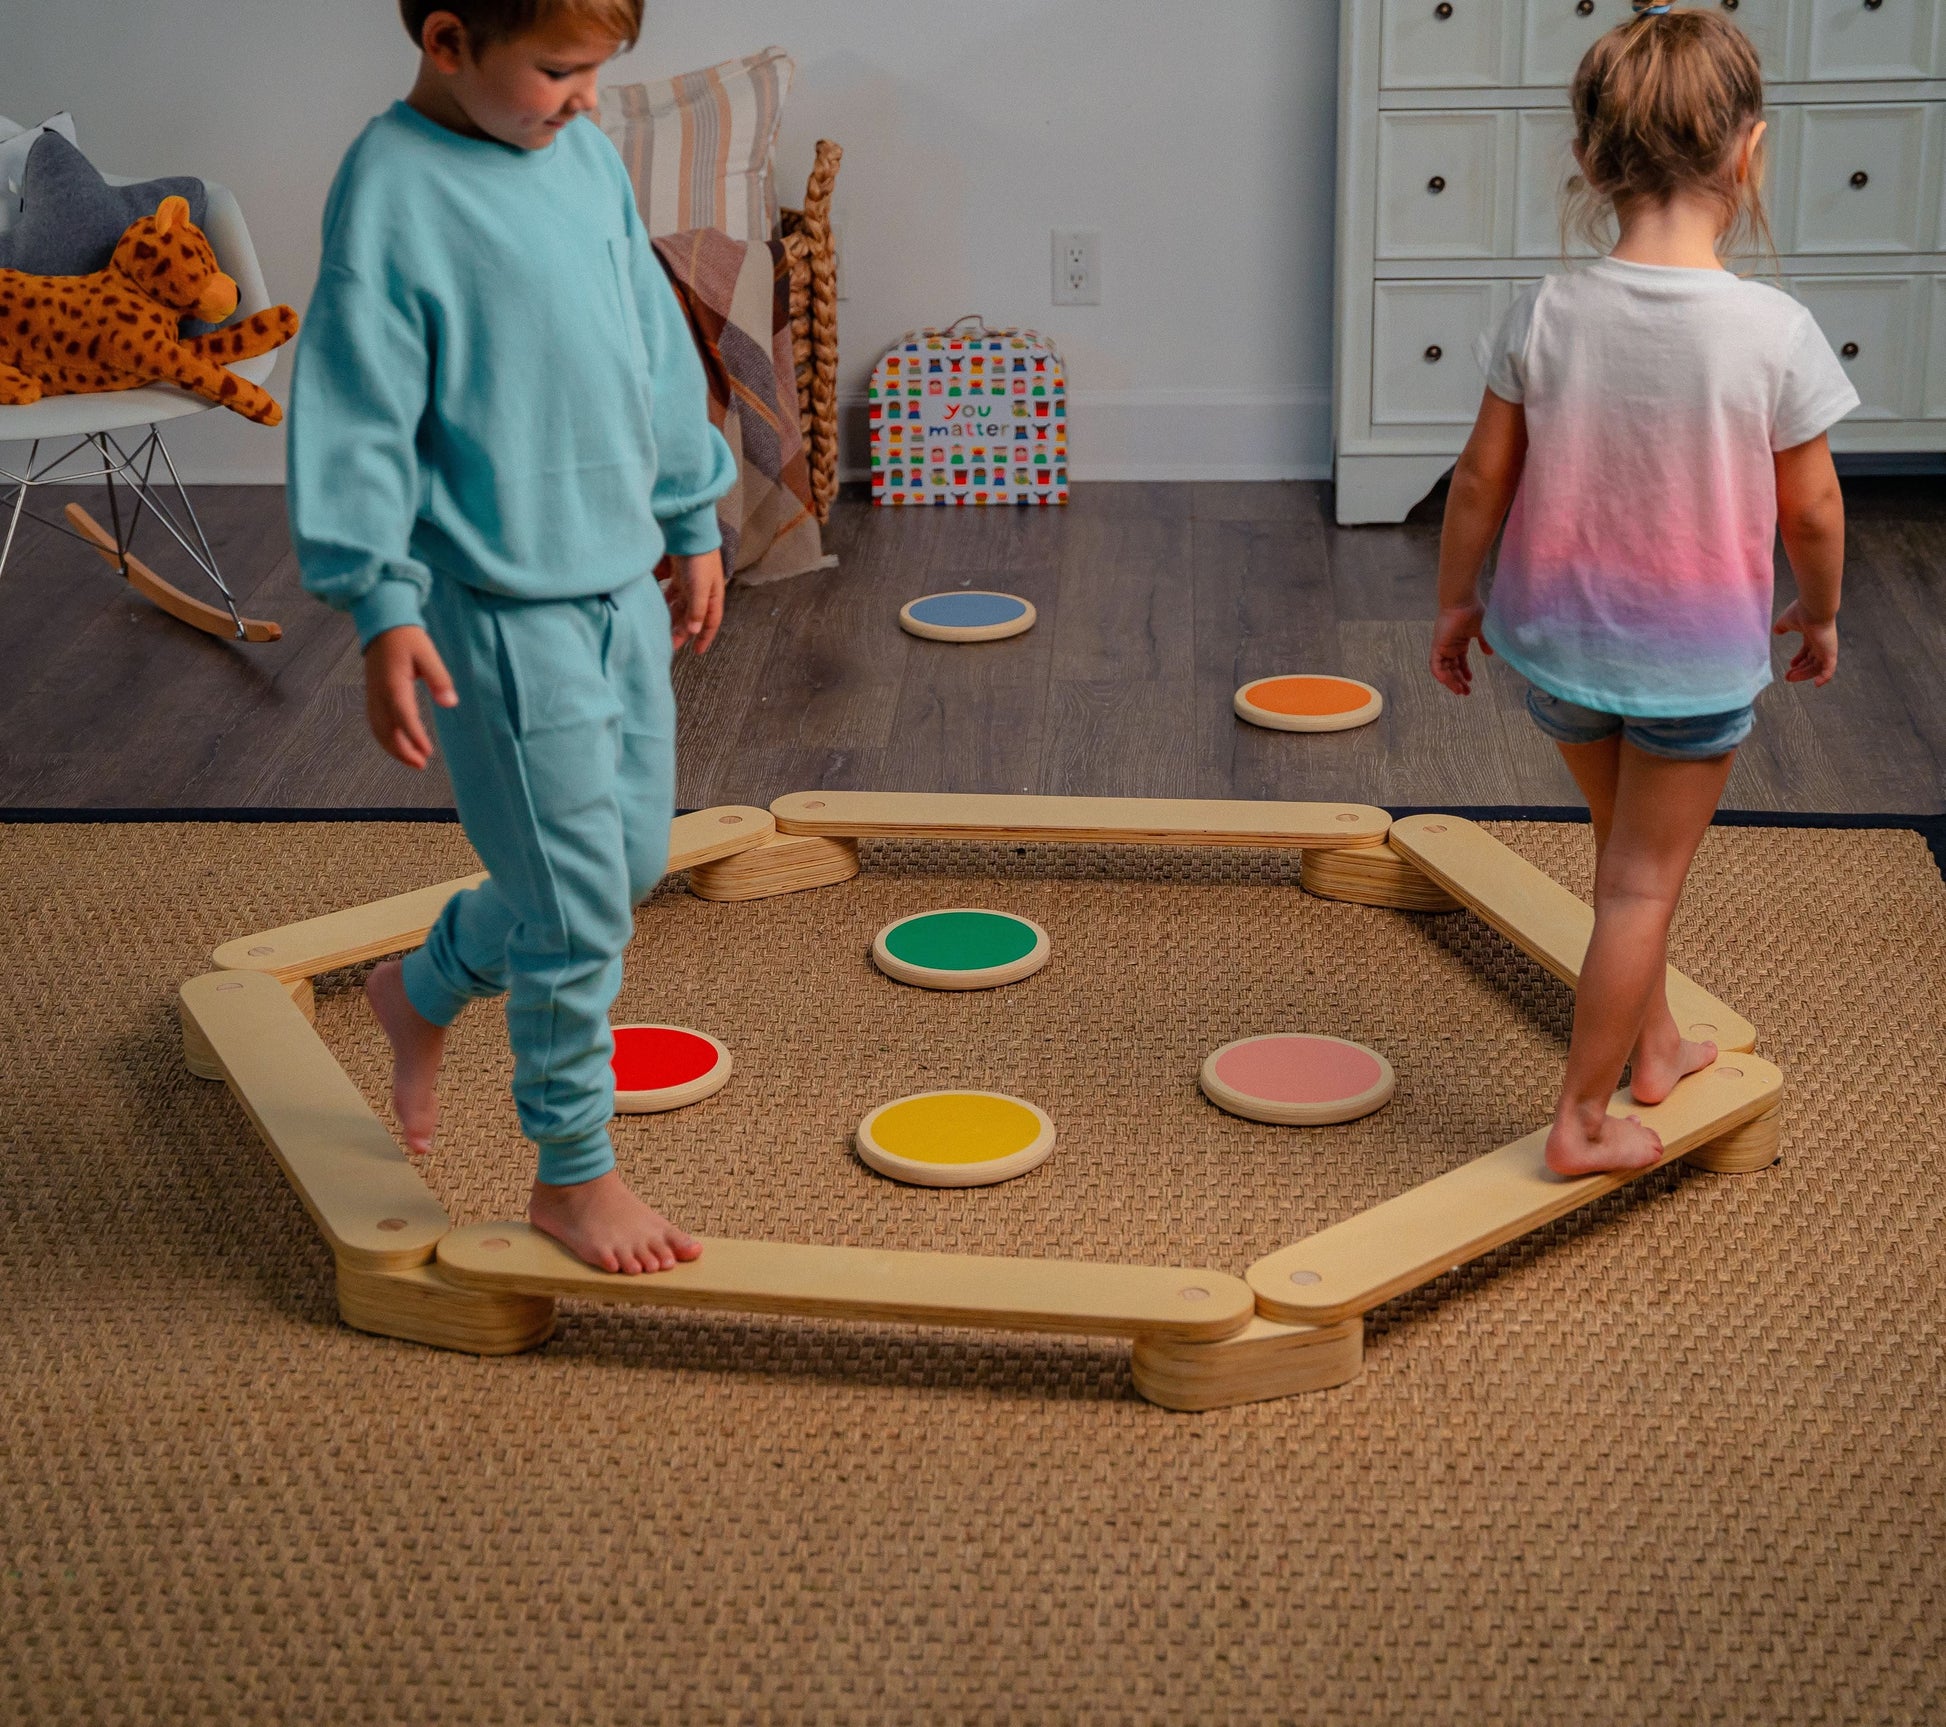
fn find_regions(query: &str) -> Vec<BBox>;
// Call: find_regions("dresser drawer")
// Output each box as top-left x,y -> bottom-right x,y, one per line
1520,0 -> 1632,86
1710,0 -> 1794,72
1521,0 -> 1790,84
1381,0 -> 1509,87
1513,109 -> 1614,255
1376,112 -> 1508,258
1925,277 -> 1946,417
1371,280 -> 1504,422
1790,275 -> 1922,417
1804,0 -> 1940,80
1788,104 -> 1932,251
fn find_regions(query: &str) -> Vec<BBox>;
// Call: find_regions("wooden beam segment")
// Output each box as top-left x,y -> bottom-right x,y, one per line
438,1222 -> 1256,1341
1387,814 -> 1757,1052
213,806 -> 776,981
770,790 -> 1390,849
180,969 -> 450,1270
1248,1054 -> 1783,1325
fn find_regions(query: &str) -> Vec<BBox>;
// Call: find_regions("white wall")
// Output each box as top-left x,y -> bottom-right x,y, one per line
0,0 -> 1339,484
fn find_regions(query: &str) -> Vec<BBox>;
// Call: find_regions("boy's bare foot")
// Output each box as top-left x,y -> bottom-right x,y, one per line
528,1170 -> 703,1274
365,957 -> 445,1154
1545,1109 -> 1666,1178
1627,1033 -> 1717,1106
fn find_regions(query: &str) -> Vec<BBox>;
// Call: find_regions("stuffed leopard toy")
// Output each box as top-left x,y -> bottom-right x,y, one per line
0,195 -> 298,425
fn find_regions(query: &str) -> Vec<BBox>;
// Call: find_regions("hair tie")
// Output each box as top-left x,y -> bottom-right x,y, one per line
1637,3 -> 1676,12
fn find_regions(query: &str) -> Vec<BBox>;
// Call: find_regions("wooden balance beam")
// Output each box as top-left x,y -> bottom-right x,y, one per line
1248,1054 -> 1783,1325
209,805 -> 777,984
1387,814 -> 1757,1053
181,968 -> 450,1271
771,791 -> 1391,850
438,1223 -> 1254,1342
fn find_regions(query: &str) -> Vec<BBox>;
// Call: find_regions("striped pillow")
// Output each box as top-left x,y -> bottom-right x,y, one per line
599,48 -> 794,243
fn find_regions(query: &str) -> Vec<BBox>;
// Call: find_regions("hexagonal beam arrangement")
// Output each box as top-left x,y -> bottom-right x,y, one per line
181,797 -> 1780,1411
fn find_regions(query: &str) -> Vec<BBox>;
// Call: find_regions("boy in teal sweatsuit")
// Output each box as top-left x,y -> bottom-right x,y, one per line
288,0 -> 735,1274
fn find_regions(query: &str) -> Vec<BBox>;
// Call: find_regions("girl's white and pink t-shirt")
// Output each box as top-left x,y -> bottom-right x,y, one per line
1476,258 -> 1857,717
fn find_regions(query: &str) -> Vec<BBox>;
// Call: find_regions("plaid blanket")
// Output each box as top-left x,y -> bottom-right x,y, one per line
653,227 -> 831,586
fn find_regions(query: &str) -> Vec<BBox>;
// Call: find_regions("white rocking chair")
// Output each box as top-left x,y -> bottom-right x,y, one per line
0,175 -> 284,642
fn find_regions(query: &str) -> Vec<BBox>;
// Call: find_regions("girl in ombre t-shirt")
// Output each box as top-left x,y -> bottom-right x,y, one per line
1429,2 -> 1855,1179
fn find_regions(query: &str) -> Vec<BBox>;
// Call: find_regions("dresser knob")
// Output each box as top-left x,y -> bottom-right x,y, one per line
1864,0 -> 1883,10
1849,170 -> 1869,188
1841,341 -> 1860,358
1435,1 -> 1453,15
1424,345 -> 1444,362
1576,0 -> 1594,15
1720,0 -> 1739,10
1428,175 -> 1447,194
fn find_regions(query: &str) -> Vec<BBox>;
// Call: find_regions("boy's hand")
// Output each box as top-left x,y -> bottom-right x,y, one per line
1774,600 -> 1839,687
1430,601 -> 1493,696
661,550 -> 725,654
364,625 -> 458,770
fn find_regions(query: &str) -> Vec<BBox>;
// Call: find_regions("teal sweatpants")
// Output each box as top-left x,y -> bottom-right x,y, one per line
400,572 -> 674,1186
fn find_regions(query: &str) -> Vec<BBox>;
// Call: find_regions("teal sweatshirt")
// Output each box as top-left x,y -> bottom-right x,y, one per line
288,101 -> 736,646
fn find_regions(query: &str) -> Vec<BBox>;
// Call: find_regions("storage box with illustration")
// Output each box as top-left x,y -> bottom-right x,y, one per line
868,318 -> 1068,506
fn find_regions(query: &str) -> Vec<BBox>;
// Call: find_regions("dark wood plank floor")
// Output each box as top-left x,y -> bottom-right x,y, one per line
1,479 -> 1939,814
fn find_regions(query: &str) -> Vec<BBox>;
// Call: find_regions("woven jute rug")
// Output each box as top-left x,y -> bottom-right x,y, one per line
2,819 -> 1943,1725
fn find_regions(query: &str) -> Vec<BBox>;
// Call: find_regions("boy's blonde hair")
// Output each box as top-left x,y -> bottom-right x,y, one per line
1565,1 -> 1773,260
399,0 -> 642,52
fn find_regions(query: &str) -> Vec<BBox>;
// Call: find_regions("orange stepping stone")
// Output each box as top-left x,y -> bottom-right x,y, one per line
1233,674 -> 1382,733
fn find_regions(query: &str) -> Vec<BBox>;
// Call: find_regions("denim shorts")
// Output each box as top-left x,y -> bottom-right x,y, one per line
1524,686 -> 1754,761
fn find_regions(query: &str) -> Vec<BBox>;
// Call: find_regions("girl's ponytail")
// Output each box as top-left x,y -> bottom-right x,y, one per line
1565,4 -> 1775,263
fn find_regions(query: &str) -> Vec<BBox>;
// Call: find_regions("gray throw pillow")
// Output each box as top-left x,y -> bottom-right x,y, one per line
0,130 -> 207,277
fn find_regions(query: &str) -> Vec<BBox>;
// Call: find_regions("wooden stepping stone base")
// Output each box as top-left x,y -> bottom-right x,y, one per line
899,590 -> 1036,642
855,1090 -> 1057,1187
872,908 -> 1050,990
1685,1104 -> 1783,1173
1131,1315 -> 1365,1412
611,1025 -> 731,1113
336,1259 -> 557,1356
689,832 -> 861,902
1234,674 -> 1383,733
1300,842 -> 1461,912
1201,1034 -> 1397,1126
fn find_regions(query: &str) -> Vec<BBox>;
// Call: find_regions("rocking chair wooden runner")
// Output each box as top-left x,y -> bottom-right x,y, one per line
0,176 -> 283,643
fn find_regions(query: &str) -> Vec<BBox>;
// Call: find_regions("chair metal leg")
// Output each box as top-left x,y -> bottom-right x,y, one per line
0,426 -> 280,643
0,439 -> 36,581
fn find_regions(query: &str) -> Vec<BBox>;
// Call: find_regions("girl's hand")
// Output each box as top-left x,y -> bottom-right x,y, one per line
661,550 -> 726,654
1430,601 -> 1493,696
363,624 -> 457,770
1773,599 -> 1839,686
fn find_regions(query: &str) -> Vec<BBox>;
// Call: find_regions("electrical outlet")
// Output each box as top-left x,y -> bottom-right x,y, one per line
1051,229 -> 1100,306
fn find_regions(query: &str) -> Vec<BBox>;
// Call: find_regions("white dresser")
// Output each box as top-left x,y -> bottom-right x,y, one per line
1333,0 -> 1946,523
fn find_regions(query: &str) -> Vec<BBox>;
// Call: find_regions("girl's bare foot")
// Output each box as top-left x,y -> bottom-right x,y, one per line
1627,1032 -> 1717,1106
529,1170 -> 703,1274
365,958 -> 445,1154
1545,1108 -> 1666,1178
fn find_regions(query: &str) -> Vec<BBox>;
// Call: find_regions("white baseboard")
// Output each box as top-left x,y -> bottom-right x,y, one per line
839,387 -> 1333,484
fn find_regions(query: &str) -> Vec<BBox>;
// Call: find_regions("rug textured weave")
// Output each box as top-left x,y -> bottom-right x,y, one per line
2,820 -> 1943,1725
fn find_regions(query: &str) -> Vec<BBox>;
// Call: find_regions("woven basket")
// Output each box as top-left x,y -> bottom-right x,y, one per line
779,138 -> 842,524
